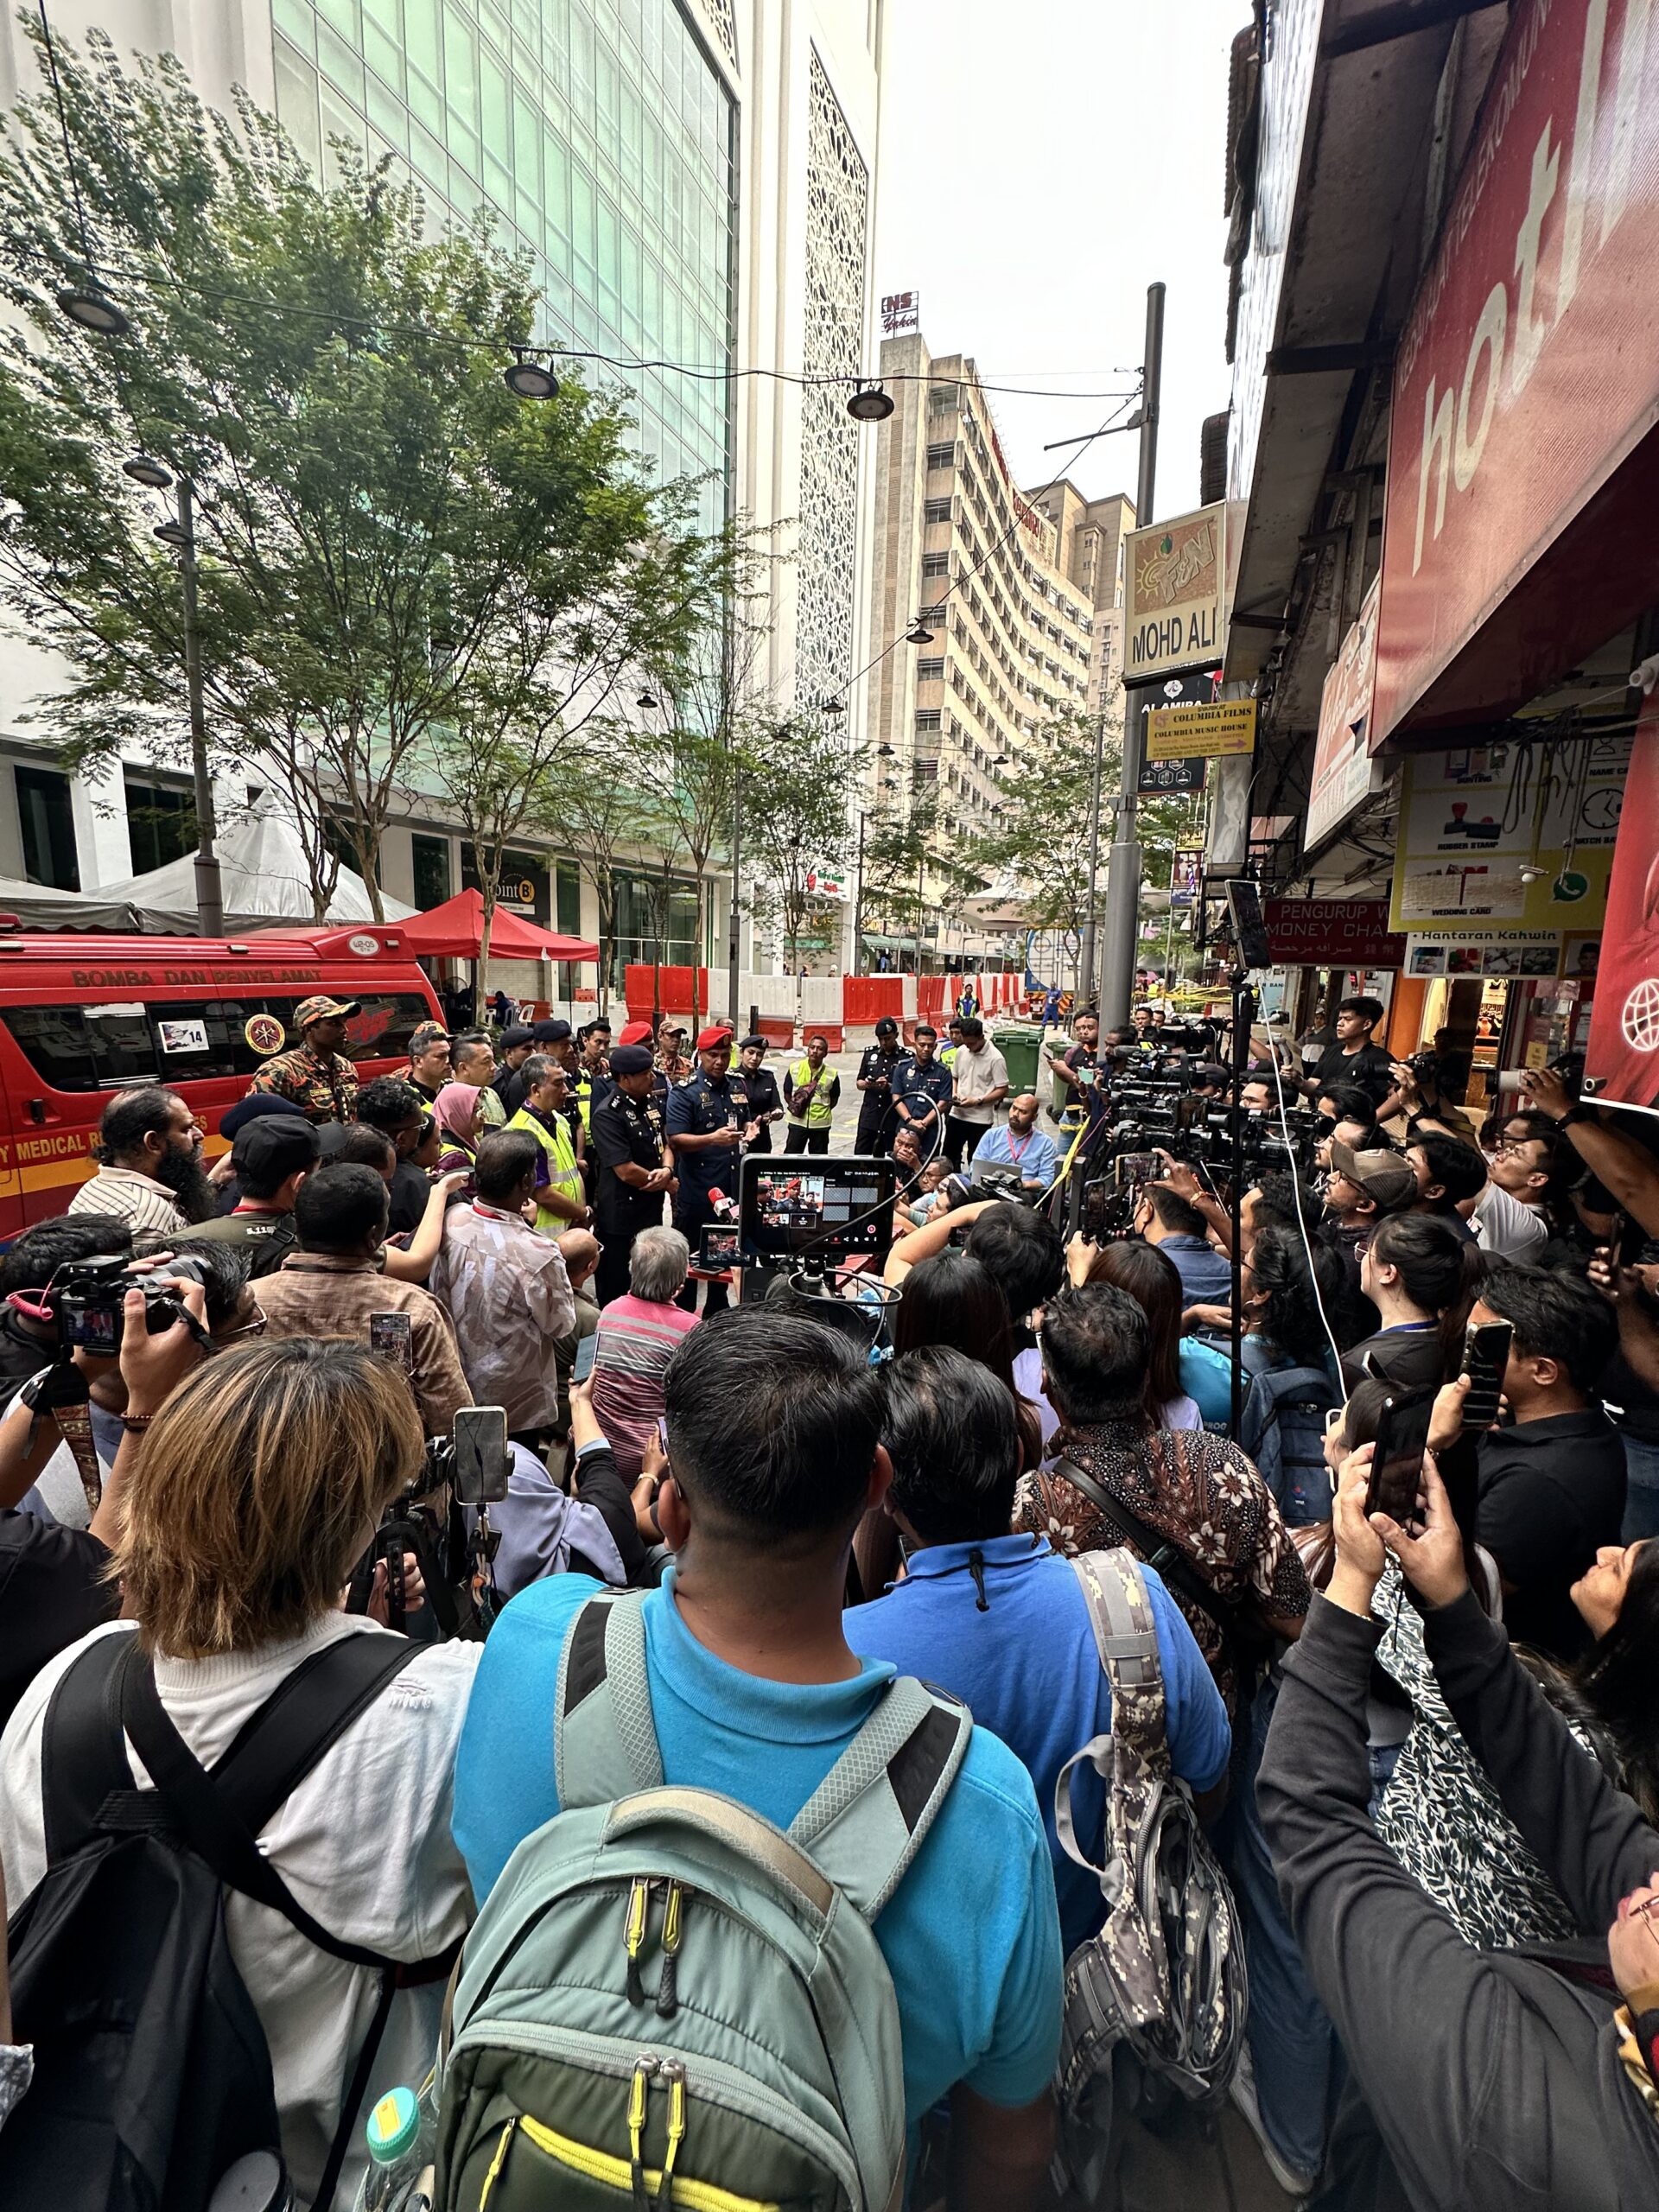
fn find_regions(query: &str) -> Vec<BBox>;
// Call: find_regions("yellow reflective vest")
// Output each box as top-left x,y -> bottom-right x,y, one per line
785,1058 -> 836,1129
506,1104 -> 584,1232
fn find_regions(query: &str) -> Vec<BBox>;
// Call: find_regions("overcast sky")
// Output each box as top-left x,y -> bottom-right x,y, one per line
873,0 -> 1241,523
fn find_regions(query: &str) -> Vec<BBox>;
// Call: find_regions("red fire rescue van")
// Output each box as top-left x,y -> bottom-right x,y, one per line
0,925 -> 442,1238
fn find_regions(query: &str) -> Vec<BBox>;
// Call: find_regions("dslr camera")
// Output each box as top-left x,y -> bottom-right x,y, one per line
50,1252 -> 219,1357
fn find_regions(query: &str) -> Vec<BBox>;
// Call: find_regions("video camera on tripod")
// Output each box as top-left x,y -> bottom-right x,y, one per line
348,1404 -> 512,1638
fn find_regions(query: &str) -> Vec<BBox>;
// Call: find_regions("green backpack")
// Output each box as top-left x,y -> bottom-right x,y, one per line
434,1590 -> 970,2212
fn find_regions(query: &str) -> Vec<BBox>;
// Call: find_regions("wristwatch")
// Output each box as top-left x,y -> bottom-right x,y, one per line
1556,1103 -> 1599,1130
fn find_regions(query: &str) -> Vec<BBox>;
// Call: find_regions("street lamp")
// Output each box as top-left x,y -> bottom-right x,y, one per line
906,619 -> 935,645
503,351 -> 559,400
57,285 -> 128,335
846,381 -> 894,423
124,452 -> 223,937
637,690 -> 660,712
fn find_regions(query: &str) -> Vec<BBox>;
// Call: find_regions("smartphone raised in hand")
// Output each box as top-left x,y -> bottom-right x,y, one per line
1459,1319 -> 1513,1434
1365,1384 -> 1436,1526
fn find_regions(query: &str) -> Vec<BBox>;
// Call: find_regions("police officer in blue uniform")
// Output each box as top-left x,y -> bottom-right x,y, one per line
890,1023 -> 954,1163
664,1025 -> 753,1315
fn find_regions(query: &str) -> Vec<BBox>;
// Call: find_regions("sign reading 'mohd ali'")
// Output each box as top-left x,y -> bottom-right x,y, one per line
1123,502 -> 1232,683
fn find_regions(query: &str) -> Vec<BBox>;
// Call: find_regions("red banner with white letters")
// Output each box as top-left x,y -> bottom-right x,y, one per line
1586,691 -> 1659,1106
1373,0 -> 1659,745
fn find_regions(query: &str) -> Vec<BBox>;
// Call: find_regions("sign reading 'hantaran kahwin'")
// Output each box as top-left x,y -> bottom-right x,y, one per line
1123,503 -> 1233,683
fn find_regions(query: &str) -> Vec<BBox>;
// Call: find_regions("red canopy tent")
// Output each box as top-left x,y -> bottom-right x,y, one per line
373,887 -> 597,962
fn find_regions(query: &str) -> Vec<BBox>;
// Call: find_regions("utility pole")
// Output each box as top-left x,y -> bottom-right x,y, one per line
852,804 -> 868,976
175,477 -> 223,939
726,765 -> 742,1026
1100,281 -> 1164,1027
1077,708 -> 1106,1010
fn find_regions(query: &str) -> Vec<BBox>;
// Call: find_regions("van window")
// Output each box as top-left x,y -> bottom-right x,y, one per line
1,991 -> 432,1094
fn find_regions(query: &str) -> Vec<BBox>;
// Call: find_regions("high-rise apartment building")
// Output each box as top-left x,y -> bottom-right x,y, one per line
0,3 -> 886,978
862,330 -> 1095,963
1031,480 -> 1135,721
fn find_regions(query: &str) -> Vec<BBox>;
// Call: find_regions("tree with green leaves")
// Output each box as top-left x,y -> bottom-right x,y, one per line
963,714 -> 1103,954
741,719 -> 856,976
0,23 -> 718,933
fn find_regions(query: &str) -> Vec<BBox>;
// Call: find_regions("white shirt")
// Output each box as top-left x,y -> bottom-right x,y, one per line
428,1200 -> 575,1431
66,1164 -> 188,1236
950,1042 -> 1010,1126
0,1615 -> 480,2209
1470,1179 -> 1548,1261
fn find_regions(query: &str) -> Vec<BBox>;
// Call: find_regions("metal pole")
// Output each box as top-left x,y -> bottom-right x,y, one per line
176,478 -> 223,938
1077,709 -> 1105,1007
1100,280 -> 1165,1029
913,847 -> 925,976
726,742 -> 742,1027
852,805 -> 868,976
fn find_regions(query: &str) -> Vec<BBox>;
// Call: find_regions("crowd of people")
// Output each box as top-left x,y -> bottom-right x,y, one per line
1,983 -> 1657,2212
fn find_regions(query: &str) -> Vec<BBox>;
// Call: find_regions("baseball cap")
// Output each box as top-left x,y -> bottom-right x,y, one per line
1327,1141 -> 1417,1211
874,1017 -> 899,1038
618,1020 -> 655,1046
295,995 -> 359,1027
219,1092 -> 310,1140
232,1117 -> 321,1183
696,1025 -> 734,1052
609,1044 -> 654,1077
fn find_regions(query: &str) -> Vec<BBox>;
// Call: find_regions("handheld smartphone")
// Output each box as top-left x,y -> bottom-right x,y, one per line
451,1405 -> 509,1505
1115,1151 -> 1160,1191
1459,1319 -> 1513,1433
1611,1208 -> 1649,1268
572,1329 -> 600,1385
368,1311 -> 413,1372
1366,1385 -> 1436,1525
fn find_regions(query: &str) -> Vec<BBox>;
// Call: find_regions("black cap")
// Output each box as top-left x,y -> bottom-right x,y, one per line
500,1024 -> 535,1049
219,1093 -> 311,1141
532,1019 -> 572,1045
609,1044 -> 654,1077
232,1117 -> 321,1181
737,1033 -> 767,1052
874,1017 -> 899,1038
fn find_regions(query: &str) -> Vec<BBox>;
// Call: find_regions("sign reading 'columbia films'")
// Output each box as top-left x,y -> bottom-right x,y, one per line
1122,503 -> 1231,683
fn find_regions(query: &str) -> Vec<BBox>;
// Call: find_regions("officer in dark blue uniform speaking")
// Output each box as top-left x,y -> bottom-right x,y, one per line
664,1025 -> 753,1315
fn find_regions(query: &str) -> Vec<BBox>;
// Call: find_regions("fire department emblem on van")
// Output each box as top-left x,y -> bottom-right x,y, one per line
245,1013 -> 286,1056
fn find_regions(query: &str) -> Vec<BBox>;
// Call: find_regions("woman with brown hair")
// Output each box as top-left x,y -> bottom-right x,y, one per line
0,1329 -> 481,2209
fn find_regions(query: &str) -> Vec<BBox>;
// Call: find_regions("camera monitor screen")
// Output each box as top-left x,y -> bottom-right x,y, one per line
738,1154 -> 899,1266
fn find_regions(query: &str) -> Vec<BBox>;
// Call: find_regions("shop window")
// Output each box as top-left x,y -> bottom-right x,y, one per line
16,766 -> 79,891
411,833 -> 452,911
124,779 -> 195,875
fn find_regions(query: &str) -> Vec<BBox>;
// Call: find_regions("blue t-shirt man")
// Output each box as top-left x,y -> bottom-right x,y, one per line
971,1118 -> 1059,1191
453,1567 -> 1064,2153
845,1535 -> 1230,1955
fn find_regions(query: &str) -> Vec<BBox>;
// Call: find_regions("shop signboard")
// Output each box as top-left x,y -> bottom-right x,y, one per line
1135,671 -> 1217,794
1404,928 -> 1582,980
1169,849 -> 1203,907
1586,694 -> 1659,1104
1145,699 -> 1256,762
461,844 -> 551,925
1373,0 -> 1659,745
1307,575 -> 1382,851
1387,740 -> 1627,950
1263,898 -> 1405,970
1123,505 -> 1231,683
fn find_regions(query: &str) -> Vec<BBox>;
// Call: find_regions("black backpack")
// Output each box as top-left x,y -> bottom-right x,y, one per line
1,1629 -> 446,2212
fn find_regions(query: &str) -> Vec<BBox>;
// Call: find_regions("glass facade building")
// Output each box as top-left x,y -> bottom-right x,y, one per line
270,0 -> 735,529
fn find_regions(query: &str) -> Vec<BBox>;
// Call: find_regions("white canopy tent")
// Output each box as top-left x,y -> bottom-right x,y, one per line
96,807 -> 416,934
0,877 -> 142,930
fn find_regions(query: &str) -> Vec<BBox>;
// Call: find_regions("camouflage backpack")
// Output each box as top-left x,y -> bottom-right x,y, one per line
1052,1549 -> 1248,2197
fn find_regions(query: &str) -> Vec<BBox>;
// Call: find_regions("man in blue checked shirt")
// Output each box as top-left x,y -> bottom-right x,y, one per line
969,1090 -> 1058,1192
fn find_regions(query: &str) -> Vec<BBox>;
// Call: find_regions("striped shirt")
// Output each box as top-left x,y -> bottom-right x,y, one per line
589,1294 -> 699,1481
66,1165 -> 188,1237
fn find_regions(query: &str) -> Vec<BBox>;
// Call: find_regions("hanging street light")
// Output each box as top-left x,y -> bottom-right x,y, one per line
56,285 -> 129,335
153,518 -> 188,549
906,619 -> 934,645
504,350 -> 559,400
846,381 -> 894,423
637,690 -> 660,712
122,454 -> 173,490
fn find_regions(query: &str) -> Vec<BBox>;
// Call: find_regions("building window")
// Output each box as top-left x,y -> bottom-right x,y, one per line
921,550 -> 950,578
917,658 -> 945,682
123,779 -> 195,875
914,709 -> 942,734
612,867 -> 697,994
411,832 -> 451,912
924,497 -> 952,524
556,861 -> 582,938
925,442 -> 957,471
16,765 -> 79,890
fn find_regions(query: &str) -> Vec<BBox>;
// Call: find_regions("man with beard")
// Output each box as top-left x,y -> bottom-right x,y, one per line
67,1087 -> 215,1233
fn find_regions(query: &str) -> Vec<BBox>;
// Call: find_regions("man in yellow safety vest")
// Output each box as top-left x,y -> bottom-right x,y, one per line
782,1033 -> 842,1156
505,1053 -> 592,1231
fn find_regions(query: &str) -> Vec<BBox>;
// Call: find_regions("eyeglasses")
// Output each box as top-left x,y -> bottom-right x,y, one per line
207,1309 -> 269,1350
1324,1405 -> 1346,1435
